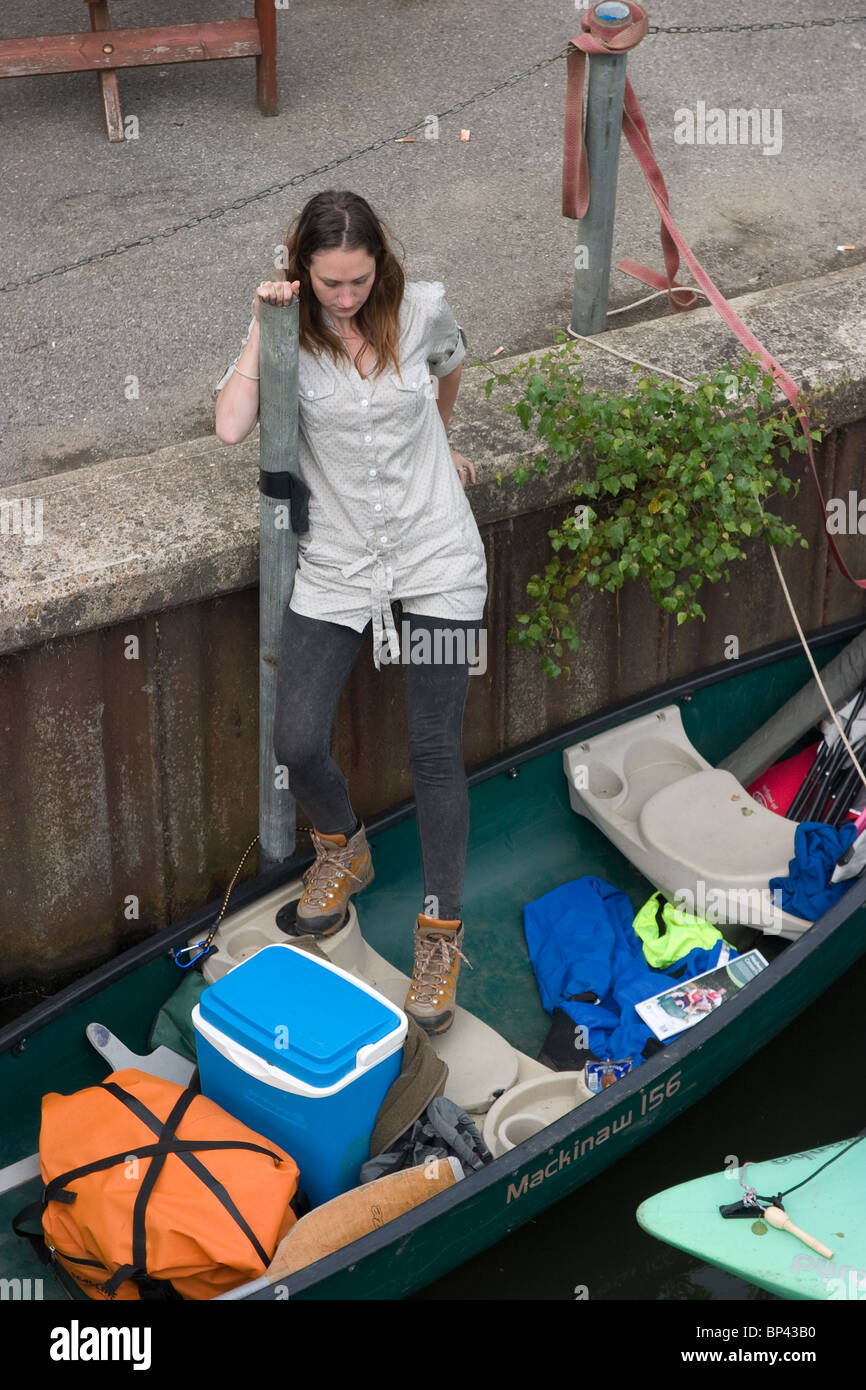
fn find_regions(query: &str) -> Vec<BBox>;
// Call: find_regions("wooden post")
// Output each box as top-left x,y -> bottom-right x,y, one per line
255,0 -> 279,116
569,1 -> 631,336
258,296 -> 299,870
85,0 -> 124,141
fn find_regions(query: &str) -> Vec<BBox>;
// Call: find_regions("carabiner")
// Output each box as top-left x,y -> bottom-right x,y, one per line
172,941 -> 215,970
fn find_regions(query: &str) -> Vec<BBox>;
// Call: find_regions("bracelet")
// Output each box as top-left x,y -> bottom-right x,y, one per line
233,365 -> 260,382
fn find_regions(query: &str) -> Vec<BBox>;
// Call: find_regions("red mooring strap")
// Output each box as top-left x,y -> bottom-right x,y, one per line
562,1 -> 866,588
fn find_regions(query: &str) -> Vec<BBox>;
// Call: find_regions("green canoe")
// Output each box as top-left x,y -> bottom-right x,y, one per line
3,619 -> 866,1301
636,1137 -> 866,1300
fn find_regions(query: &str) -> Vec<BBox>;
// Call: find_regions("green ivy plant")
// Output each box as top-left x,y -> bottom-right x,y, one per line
485,337 -> 819,678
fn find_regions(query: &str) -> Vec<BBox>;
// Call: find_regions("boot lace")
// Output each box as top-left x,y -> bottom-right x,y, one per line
301,832 -> 365,909
411,932 -> 472,1005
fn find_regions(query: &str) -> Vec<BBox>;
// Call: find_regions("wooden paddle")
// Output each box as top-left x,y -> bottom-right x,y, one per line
267,1158 -> 461,1280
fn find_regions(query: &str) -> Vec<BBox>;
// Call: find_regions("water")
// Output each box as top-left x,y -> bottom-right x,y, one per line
416,947 -> 866,1302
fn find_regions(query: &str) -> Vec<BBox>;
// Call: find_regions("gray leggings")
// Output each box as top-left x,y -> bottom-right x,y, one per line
273,602 -> 482,919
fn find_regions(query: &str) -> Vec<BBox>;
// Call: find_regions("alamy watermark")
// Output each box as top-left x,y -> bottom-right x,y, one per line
1,1276 -> 44,1299
379,621 -> 487,676
673,881 -> 784,932
50,1321 -> 151,1370
788,1254 -> 866,1300
826,492 -> 866,535
0,497 -> 43,546
673,102 -> 783,157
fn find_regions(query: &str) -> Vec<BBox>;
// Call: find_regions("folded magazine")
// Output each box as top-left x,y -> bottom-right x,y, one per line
635,949 -> 769,1041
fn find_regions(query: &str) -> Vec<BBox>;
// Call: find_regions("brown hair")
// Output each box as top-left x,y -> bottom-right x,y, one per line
280,191 -> 407,382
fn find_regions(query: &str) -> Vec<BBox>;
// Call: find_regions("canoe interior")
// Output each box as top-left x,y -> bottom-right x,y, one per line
0,629 -> 861,1299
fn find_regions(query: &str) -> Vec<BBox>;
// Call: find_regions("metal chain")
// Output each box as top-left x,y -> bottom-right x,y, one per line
3,12 -> 864,293
646,14 -> 866,34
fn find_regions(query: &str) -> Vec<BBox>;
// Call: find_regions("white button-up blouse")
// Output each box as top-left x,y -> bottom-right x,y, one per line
214,280 -> 487,669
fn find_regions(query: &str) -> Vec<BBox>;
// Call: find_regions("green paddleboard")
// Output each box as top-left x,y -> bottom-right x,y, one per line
637,1139 -> 866,1300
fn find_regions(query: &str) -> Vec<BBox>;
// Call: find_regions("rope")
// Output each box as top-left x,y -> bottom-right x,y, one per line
562,324 -> 698,385
741,1128 -> 866,1210
553,340 -> 866,796
561,2 -> 866,591
776,1130 -> 866,1202
172,834 -> 260,967
607,288 -> 711,318
558,335 -> 864,794
760,501 -> 866,798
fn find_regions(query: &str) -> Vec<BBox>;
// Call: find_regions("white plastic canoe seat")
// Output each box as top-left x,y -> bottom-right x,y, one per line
563,704 -> 810,940
564,706 -> 713,825
482,1072 -> 592,1159
639,769 -> 796,884
615,738 -> 709,823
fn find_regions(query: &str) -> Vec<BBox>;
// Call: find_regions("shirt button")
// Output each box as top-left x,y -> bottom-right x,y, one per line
361,400 -> 369,408
374,504 -> 382,512
380,535 -> 388,543
364,434 -> 372,443
307,390 -> 315,398
369,469 -> 377,477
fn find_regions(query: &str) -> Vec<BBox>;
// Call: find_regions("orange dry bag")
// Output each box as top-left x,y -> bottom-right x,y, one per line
18,1068 -> 300,1301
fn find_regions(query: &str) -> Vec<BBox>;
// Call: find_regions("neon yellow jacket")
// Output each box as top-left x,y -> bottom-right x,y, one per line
633,891 -> 728,969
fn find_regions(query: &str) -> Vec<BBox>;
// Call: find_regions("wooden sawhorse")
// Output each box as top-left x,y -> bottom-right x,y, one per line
0,2 -> 278,141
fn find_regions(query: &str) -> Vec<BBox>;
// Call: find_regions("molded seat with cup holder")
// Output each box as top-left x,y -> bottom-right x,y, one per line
482,1072 -> 592,1159
563,704 -> 809,942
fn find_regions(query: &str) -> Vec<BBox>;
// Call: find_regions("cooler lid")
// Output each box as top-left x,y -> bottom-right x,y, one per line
197,944 -> 402,1089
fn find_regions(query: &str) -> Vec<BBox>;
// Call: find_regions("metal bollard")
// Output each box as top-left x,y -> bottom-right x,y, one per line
570,1 -> 632,336
258,295 -> 300,869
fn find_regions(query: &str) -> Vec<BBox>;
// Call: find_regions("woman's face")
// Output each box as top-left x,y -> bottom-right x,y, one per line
308,247 -> 377,317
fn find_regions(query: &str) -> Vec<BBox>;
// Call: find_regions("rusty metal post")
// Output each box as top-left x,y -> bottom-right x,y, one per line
570,1 -> 632,335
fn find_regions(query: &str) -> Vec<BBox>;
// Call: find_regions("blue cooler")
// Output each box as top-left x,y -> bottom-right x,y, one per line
192,944 -> 407,1207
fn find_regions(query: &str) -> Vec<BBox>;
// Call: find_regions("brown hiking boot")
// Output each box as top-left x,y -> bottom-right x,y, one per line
276,822 -> 374,937
404,914 -> 471,1035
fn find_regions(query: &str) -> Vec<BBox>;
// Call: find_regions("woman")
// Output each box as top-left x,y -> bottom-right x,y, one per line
213,190 -> 487,1035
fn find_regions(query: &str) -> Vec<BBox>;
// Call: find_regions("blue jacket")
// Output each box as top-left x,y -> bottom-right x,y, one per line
524,877 -> 731,1060
769,821 -> 857,920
